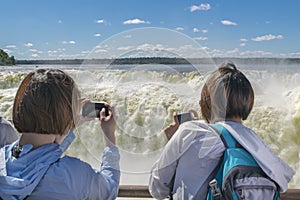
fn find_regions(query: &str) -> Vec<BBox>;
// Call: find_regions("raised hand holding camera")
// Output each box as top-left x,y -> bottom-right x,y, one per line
82,101 -> 109,118
176,112 -> 192,124
99,105 -> 116,146
164,111 -> 198,140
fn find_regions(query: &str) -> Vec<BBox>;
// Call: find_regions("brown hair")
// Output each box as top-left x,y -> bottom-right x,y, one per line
200,61 -> 254,123
13,69 -> 81,135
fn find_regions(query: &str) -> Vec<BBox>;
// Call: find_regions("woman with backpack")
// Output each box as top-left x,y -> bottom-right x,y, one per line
149,61 -> 295,199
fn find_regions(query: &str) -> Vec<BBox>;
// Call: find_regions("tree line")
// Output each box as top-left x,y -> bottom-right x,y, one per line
0,49 -> 15,66
16,57 -> 192,65
1,50 -> 300,66
16,57 -> 300,65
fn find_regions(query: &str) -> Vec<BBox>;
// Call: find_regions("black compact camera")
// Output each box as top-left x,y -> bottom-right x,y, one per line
82,102 -> 109,118
177,112 -> 192,124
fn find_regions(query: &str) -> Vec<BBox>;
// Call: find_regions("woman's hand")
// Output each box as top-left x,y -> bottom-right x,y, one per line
188,109 -> 199,120
73,99 -> 94,129
164,110 -> 199,140
99,104 -> 116,146
164,112 -> 180,141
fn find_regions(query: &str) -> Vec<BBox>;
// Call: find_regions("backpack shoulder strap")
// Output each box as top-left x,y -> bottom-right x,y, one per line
210,123 -> 237,148
207,123 -> 243,199
206,124 -> 227,200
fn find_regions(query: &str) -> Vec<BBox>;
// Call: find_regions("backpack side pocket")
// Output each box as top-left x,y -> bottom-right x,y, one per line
234,176 -> 277,200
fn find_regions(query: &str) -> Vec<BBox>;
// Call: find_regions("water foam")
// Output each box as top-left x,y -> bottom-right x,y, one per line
0,66 -> 299,187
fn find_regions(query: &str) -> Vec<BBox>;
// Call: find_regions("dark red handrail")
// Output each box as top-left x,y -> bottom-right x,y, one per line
118,185 -> 300,199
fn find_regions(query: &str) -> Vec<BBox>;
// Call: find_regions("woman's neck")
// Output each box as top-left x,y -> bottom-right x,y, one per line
19,133 -> 57,149
225,117 -> 242,123
213,117 -> 242,124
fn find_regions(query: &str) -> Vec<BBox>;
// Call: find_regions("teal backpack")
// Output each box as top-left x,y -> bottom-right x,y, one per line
206,124 -> 280,200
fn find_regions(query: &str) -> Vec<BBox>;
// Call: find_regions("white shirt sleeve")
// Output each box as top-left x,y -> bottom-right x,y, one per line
149,121 -> 225,199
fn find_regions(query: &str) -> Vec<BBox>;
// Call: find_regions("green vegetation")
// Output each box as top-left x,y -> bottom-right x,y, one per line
0,49 -> 15,66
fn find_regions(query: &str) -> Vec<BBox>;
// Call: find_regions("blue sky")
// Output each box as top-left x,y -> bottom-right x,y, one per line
1,0 -> 300,60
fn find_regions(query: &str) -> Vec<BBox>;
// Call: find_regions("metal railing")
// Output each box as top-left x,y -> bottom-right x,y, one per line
118,185 -> 300,199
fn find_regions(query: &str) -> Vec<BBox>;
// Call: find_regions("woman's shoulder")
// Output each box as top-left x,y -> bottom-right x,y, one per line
60,155 -> 90,164
55,155 -> 94,173
178,120 -> 216,137
173,120 -> 221,149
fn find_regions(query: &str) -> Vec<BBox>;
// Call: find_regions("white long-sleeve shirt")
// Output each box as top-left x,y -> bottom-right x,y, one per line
0,131 -> 120,200
149,121 -> 225,200
149,120 -> 294,200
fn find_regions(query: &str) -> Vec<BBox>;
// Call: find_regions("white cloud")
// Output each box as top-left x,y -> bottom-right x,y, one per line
240,43 -> 246,47
226,48 -> 240,56
48,50 -> 58,54
176,27 -> 184,31
193,28 -> 199,33
3,49 -> 12,54
29,49 -> 43,54
289,52 -> 300,57
81,50 -> 90,54
190,3 -> 211,12
175,45 -> 210,57
194,37 -> 208,41
240,38 -> 248,42
114,43 -> 175,57
24,43 -> 33,47
62,40 -> 76,44
202,29 -> 208,33
123,18 -> 149,25
31,54 -> 39,58
48,49 -> 65,57
94,33 -> 101,37
124,43 -> 210,58
207,48 -> 278,57
5,45 -> 16,48
117,46 -> 134,51
90,42 -> 211,58
95,49 -> 107,53
136,43 -> 164,51
251,34 -> 283,42
58,53 -> 87,58
95,45 -> 108,49
290,52 -> 300,55
96,19 -> 105,24
240,50 -> 272,57
221,20 -> 237,26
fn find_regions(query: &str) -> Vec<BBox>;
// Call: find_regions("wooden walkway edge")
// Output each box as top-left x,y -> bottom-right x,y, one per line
118,185 -> 300,199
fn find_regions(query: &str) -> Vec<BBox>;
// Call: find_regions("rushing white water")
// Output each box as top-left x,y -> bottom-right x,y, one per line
0,63 -> 299,190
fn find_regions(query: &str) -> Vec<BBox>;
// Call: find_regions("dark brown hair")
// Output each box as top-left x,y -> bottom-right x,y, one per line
200,61 -> 254,123
13,69 -> 81,135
